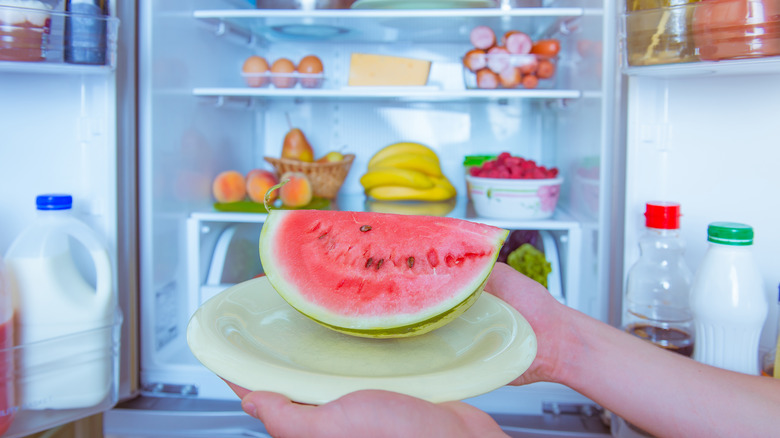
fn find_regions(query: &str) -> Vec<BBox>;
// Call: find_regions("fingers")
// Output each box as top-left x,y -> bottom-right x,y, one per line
224,380 -> 252,398
485,262 -> 550,308
241,391 -> 318,437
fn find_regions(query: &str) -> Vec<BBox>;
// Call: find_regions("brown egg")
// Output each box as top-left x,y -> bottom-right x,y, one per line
270,58 -> 297,88
242,55 -> 269,87
297,55 -> 324,88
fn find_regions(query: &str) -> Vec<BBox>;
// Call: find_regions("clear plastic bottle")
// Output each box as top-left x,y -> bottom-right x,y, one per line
690,222 -> 767,375
623,202 -> 694,356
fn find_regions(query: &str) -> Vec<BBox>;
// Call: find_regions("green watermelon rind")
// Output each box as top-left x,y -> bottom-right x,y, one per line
259,210 -> 508,338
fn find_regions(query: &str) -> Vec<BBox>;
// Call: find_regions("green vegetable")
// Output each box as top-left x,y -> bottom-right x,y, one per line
506,243 -> 551,287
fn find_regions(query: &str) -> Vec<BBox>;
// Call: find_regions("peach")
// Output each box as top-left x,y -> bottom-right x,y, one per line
246,169 -> 279,203
212,170 -> 246,203
279,171 -> 313,208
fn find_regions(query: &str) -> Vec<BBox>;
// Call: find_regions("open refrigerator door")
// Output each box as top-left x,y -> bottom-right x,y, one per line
0,0 -> 139,436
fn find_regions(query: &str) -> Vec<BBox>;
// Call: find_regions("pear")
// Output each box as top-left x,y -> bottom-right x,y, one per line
282,128 -> 314,162
316,151 -> 345,163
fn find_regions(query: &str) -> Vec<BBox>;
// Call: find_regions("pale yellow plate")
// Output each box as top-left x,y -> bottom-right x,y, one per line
187,276 -> 537,405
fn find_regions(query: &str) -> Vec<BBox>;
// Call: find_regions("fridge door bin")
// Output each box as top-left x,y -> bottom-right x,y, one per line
0,4 -> 120,68
0,313 -> 122,438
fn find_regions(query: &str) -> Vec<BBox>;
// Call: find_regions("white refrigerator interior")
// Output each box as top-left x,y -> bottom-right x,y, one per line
131,2 -> 614,432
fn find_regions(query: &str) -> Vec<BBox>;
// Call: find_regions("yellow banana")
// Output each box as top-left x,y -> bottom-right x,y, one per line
368,142 -> 440,168
369,154 -> 443,177
367,176 -> 457,201
360,167 -> 435,191
365,198 -> 457,217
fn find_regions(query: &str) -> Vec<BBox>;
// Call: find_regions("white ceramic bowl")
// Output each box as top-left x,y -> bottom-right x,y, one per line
466,174 -> 563,219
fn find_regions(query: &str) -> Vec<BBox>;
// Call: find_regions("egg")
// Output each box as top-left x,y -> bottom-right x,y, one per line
242,55 -> 269,87
297,55 -> 324,88
270,58 -> 297,88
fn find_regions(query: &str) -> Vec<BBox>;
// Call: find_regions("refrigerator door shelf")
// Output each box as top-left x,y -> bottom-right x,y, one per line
0,5 -> 119,69
0,316 -> 122,438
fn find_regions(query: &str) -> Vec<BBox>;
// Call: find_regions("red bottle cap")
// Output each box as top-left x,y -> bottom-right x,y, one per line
644,202 -> 681,229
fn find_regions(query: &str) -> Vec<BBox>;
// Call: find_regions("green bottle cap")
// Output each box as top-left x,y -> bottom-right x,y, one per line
707,222 -> 754,246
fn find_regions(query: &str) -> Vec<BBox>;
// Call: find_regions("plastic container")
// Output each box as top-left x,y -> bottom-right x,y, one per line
622,202 -> 694,356
0,320 -> 121,438
462,53 -> 557,89
64,0 -> 110,65
3,194 -> 118,409
241,71 -> 325,89
692,0 -> 780,61
622,0 -> 780,67
690,222 -> 767,374
466,174 -> 563,220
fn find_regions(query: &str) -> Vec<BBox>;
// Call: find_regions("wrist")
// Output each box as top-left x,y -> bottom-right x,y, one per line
543,306 -> 607,388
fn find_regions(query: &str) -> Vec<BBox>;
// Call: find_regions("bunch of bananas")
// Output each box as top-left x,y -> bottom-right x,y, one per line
360,142 -> 457,201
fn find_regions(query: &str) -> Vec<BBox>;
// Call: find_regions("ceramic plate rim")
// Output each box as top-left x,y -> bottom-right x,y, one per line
187,276 -> 537,405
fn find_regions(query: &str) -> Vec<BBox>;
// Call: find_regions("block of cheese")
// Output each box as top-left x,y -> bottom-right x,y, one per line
348,53 -> 431,86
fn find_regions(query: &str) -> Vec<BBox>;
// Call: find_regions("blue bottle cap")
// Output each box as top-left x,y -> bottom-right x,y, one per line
36,194 -> 73,211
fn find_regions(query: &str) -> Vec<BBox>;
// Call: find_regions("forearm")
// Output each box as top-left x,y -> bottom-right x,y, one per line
556,307 -> 780,438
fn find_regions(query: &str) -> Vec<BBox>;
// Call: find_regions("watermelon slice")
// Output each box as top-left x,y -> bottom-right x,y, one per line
259,210 -> 508,338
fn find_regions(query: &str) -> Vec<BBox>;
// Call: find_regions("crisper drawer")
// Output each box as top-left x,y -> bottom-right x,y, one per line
0,314 -> 122,438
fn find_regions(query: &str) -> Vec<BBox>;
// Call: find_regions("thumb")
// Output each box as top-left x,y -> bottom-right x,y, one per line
241,391 -> 317,436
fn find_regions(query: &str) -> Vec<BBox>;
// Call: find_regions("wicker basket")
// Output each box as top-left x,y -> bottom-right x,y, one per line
264,154 -> 355,199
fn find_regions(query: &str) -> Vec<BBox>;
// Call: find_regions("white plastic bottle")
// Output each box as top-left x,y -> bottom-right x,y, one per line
4,194 -> 116,409
622,202 -> 694,356
690,222 -> 767,375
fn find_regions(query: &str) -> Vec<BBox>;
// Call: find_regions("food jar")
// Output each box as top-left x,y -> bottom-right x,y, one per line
624,0 -> 702,66
692,0 -> 780,61
0,1 -> 57,62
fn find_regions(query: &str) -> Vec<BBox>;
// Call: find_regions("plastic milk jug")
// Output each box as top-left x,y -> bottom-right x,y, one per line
4,194 -> 116,409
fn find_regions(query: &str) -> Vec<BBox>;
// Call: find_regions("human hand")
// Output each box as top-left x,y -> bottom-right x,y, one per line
226,382 -> 507,438
484,262 -> 572,386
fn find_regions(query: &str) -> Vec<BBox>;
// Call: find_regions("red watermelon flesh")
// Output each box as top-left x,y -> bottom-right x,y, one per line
259,209 -> 508,338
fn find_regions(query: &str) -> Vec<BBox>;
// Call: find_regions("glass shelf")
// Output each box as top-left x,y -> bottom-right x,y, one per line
623,56 -> 780,79
193,7 -> 585,43
193,86 -> 582,102
0,60 -> 114,75
189,195 -> 582,232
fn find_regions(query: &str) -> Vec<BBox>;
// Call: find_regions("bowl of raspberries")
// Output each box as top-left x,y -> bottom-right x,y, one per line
465,152 -> 562,219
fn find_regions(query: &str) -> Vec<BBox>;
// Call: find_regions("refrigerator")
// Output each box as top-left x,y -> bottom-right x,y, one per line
0,0 -> 778,436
